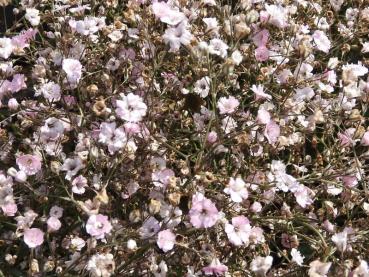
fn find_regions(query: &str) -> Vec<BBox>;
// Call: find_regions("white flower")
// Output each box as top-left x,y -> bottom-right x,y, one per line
86,253 -> 115,277
98,122 -> 127,154
313,30 -> 331,53
231,50 -> 243,65
194,76 -> 211,98
203,17 -> 219,34
251,84 -> 272,100
61,157 -> 84,181
217,96 -> 239,114
162,22 -> 193,52
224,177 -> 248,203
332,229 -> 348,252
291,248 -> 304,266
308,260 -> 331,277
221,116 -> 237,134
250,256 -> 273,276
108,30 -> 123,42
208,38 -> 228,58
25,8 -> 40,26
115,93 -> 147,122
352,260 -> 369,277
0,38 -> 13,59
37,81 -> 61,102
265,4 -> 288,28
225,216 -> 251,246
62,58 -> 83,84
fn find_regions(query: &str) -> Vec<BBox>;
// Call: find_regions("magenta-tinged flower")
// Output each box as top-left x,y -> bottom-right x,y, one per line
116,93 -> 147,122
224,177 -> 248,203
207,131 -> 218,144
62,58 -> 83,84
253,29 -> 269,47
16,154 -> 42,176
157,229 -> 176,252
255,46 -> 269,62
217,96 -> 239,114
225,216 -> 251,246
86,214 -> 112,240
61,157 -> 84,181
24,228 -> 44,248
203,258 -> 228,276
189,192 -> 219,228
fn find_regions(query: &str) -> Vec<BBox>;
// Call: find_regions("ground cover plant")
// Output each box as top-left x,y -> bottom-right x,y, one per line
0,0 -> 369,276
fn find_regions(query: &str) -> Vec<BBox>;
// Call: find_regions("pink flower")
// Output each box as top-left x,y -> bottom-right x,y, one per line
24,228 -> 44,248
157,229 -> 176,252
341,175 -> 358,188
71,175 -> 88,194
361,131 -> 369,146
251,84 -> 272,100
1,203 -> 17,216
16,154 -> 42,176
257,108 -> 271,124
253,29 -> 269,47
264,121 -> 280,144
189,192 -> 219,228
152,168 -> 175,189
225,216 -> 251,246
86,214 -> 112,239
152,2 -> 186,25
338,128 -> 355,147
217,96 -> 240,114
313,30 -> 331,53
207,131 -> 218,144
9,74 -> 27,93
224,177 -> 248,203
116,93 -> 147,122
47,216 -> 61,232
62,58 -> 83,84
255,46 -> 269,62
203,258 -> 228,276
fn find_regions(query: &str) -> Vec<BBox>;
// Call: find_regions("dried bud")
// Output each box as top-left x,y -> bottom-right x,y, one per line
149,199 -> 161,214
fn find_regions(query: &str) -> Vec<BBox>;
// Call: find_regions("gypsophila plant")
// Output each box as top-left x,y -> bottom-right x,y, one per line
0,0 -> 369,276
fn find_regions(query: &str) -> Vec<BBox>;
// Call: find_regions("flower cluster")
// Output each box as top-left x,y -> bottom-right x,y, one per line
0,0 -> 369,276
